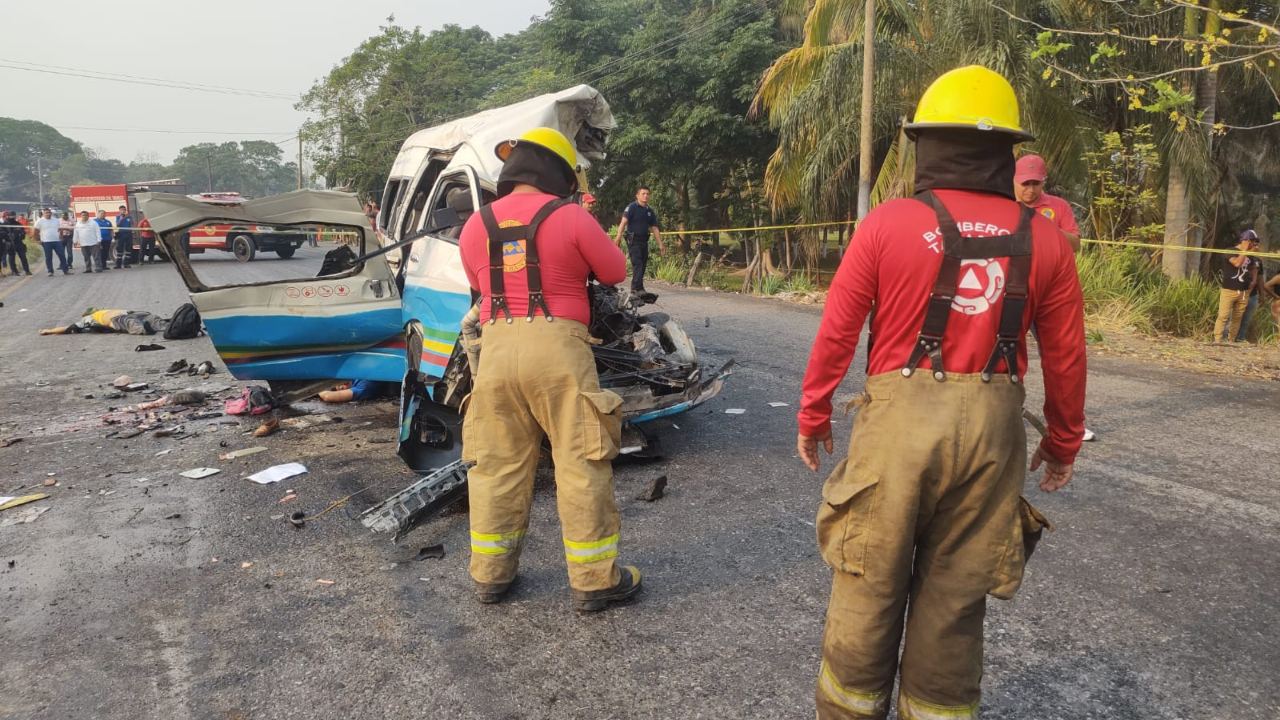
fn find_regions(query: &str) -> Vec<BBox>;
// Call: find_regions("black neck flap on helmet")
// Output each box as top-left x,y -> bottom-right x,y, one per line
913,128 -> 1019,200
496,142 -> 578,198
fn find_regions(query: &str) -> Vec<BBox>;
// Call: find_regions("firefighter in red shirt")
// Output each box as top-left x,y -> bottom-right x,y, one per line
457,127 -> 642,612
796,66 -> 1086,719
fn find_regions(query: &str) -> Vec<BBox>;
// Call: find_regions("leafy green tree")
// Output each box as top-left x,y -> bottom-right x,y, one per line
0,118 -> 81,201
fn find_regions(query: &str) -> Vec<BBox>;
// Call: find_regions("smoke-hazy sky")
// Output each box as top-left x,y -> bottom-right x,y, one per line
4,0 -> 549,163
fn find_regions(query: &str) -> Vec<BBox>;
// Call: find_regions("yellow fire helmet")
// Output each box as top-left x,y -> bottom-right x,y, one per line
904,65 -> 1034,141
494,127 -> 578,173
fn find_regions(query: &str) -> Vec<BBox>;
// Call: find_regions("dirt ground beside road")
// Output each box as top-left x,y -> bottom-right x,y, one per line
1,269 -> 1277,720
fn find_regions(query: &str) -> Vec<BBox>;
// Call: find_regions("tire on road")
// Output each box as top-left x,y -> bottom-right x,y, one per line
275,246 -> 296,259
231,234 -> 256,263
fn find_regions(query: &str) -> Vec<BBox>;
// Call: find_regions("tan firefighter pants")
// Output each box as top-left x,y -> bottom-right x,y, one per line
815,372 -> 1049,720
462,317 -> 624,592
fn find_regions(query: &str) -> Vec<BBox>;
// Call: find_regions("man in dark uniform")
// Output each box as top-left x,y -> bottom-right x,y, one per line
113,205 -> 134,268
614,186 -> 665,293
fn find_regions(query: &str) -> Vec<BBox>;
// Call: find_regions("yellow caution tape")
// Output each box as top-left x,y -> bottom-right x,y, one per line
661,220 -> 856,237
1080,237 -> 1280,261
659,219 -> 1280,260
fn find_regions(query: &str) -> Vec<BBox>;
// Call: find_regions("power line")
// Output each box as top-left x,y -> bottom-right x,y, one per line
0,59 -> 296,99
57,125 -> 297,136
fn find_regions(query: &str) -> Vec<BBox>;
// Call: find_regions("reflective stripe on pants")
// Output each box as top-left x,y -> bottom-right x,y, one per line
897,692 -> 979,720
470,529 -> 525,556
464,318 -> 624,592
817,660 -> 887,718
564,533 -> 619,564
816,372 -> 1033,719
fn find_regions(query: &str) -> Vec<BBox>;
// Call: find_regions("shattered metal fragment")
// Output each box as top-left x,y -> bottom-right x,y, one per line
414,544 -> 446,561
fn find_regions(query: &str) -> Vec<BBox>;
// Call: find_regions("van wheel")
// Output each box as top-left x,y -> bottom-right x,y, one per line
232,235 -> 256,262
276,246 -> 296,259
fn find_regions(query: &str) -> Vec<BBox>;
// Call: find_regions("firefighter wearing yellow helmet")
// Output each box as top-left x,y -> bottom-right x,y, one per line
797,66 -> 1087,718
457,126 -> 642,612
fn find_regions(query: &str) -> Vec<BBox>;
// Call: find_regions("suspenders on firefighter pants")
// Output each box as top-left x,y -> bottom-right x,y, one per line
463,199 -> 626,592
815,193 -> 1051,719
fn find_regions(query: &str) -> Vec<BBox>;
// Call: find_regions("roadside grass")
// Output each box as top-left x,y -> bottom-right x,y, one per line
644,242 -> 1275,345
1076,247 -> 1276,344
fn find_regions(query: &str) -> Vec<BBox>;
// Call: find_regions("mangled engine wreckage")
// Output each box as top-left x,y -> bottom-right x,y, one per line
138,85 -> 731,541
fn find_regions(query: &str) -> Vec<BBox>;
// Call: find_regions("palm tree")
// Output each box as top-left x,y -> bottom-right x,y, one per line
753,0 -> 1090,221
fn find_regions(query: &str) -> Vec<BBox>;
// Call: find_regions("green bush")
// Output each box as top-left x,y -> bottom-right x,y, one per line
1075,247 -> 1276,343
653,254 -> 690,284
757,273 -> 785,295
782,272 -> 818,293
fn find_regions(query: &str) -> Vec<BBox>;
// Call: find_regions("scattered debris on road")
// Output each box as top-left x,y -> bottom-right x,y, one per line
252,418 -> 280,437
315,578 -> 335,586
414,544 -> 446,561
135,343 -> 165,352
724,408 -> 746,415
179,467 -> 220,479
768,401 -> 789,407
637,475 -> 668,502
246,463 -> 307,485
0,493 -> 49,511
113,375 -> 133,388
0,506 -> 49,527
225,386 -> 274,416
219,446 -> 268,461
171,390 -> 206,405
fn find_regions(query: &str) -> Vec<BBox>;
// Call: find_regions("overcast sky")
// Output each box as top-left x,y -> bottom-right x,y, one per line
3,0 -> 549,164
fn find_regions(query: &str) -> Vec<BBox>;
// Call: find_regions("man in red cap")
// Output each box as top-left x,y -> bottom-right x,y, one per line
580,193 -> 596,213
1015,154 -> 1079,251
1015,153 -> 1094,440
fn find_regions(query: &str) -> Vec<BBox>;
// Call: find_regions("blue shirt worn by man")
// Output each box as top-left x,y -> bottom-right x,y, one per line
622,202 -> 659,240
95,216 -> 113,242
115,214 -> 133,243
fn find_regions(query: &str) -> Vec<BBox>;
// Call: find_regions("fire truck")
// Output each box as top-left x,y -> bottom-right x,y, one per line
69,184 -> 307,263
70,180 -> 186,262
177,192 -> 309,262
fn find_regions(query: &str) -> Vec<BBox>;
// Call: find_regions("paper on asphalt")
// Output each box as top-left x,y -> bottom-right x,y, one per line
246,463 -> 308,485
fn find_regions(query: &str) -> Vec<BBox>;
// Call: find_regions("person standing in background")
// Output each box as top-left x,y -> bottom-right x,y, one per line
1014,155 -> 1080,251
1015,153 -> 1094,439
1235,258 -> 1267,342
614,187 -> 665,294
75,210 -> 103,273
113,205 -> 133,268
59,211 -> 75,270
137,210 -> 157,263
33,208 -> 69,276
0,211 -> 16,276
1215,230 -> 1260,342
6,211 -> 32,276
95,210 -> 114,269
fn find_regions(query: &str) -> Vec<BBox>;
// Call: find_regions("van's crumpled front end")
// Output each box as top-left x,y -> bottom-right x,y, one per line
371,285 -> 731,540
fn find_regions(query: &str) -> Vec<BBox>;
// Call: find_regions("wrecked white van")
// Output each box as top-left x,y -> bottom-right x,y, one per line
140,85 -> 731,538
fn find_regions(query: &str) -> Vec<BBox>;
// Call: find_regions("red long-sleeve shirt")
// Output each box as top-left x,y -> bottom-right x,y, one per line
799,189 -> 1087,464
459,191 -> 626,326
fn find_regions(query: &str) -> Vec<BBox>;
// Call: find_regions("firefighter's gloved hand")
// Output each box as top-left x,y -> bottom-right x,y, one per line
1030,447 -> 1073,492
797,430 -> 833,472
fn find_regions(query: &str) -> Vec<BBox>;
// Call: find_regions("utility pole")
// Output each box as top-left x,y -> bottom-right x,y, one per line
205,151 -> 214,192
855,0 -> 875,220
35,154 -> 45,206
297,134 -> 304,190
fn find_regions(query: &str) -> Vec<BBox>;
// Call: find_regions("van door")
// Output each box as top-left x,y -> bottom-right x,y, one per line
139,189 -> 406,383
399,165 -> 484,379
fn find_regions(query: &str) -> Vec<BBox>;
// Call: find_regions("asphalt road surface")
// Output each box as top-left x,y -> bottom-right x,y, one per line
0,263 -> 1275,720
